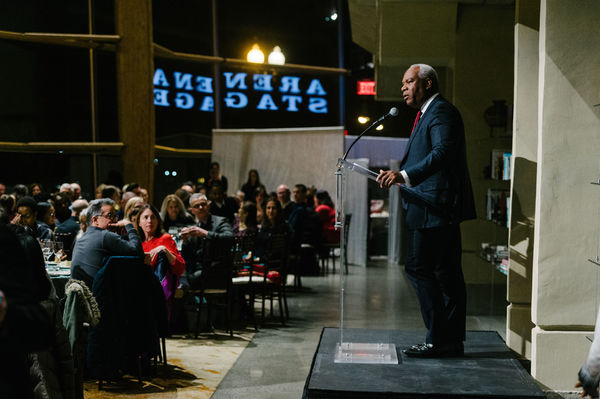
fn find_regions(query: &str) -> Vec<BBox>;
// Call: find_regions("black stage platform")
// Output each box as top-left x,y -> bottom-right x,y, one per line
303,328 -> 546,399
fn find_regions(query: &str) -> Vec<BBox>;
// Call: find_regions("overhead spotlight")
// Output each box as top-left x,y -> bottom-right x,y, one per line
376,124 -> 384,131
165,171 -> 170,176
330,12 -> 338,21
247,44 -> 265,63
357,116 -> 370,124
172,171 -> 178,177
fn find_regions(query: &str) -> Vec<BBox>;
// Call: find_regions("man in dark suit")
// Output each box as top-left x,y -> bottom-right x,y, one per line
180,193 -> 233,289
377,64 -> 476,358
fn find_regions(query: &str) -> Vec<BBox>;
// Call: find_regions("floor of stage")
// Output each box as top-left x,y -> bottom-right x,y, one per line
212,259 -> 509,399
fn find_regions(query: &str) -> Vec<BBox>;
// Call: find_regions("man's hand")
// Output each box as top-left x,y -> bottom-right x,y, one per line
109,219 -> 132,229
0,290 -> 7,326
376,169 -> 405,189
180,226 -> 208,241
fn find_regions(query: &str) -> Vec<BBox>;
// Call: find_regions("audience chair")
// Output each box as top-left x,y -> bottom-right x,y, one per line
191,237 -> 235,338
88,256 -> 166,388
257,232 -> 290,325
231,234 -> 258,331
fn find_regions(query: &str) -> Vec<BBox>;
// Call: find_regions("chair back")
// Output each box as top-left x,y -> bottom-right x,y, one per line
198,237 -> 235,290
263,232 -> 289,282
87,256 -> 166,378
233,233 -> 256,271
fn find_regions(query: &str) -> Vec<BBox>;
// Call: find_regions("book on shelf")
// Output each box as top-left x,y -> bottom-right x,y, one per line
502,152 -> 511,180
490,149 -> 505,180
486,188 -> 509,225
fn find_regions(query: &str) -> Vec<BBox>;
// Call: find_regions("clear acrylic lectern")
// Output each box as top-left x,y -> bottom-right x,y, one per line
334,158 -> 398,364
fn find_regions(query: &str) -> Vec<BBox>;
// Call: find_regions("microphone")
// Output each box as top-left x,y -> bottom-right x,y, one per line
342,107 -> 399,160
373,107 -> 399,124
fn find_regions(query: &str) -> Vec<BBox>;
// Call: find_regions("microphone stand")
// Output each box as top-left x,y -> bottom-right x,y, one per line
341,115 -> 387,161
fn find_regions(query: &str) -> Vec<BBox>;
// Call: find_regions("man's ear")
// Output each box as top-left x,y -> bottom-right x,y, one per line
425,78 -> 433,91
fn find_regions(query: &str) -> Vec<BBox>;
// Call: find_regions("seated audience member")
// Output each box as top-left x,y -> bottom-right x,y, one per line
0,182 -> 5,196
123,196 -> 145,223
56,199 -> 88,254
255,186 -> 267,223
70,183 -> 82,200
288,184 -> 322,258
0,210 -> 57,399
28,183 -> 44,198
94,184 -> 106,199
0,194 -> 16,221
118,191 -> 136,220
174,188 -> 192,209
160,194 -> 194,231
206,161 -> 228,194
52,192 -> 72,224
180,193 -> 233,289
234,190 -> 245,207
241,169 -> 264,203
209,183 -> 237,224
36,201 -> 56,240
12,196 -> 49,239
124,182 -> 142,196
139,187 -> 149,203
138,204 -> 185,276
59,183 -> 73,196
100,185 -> 121,207
233,201 -> 258,238
180,183 -> 194,196
138,204 -> 185,318
276,184 -> 295,220
12,184 -> 29,202
70,198 -> 143,288
254,196 -> 293,260
73,207 -> 88,244
315,190 -> 340,244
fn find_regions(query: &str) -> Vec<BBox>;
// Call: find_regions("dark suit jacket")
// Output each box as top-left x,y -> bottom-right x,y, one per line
180,214 -> 233,287
400,95 -> 476,230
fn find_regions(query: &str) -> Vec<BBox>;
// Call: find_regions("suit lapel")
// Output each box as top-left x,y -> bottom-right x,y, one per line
400,96 -> 442,166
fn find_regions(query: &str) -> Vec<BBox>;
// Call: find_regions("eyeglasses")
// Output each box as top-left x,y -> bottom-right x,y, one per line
191,202 -> 208,209
100,212 -> 117,220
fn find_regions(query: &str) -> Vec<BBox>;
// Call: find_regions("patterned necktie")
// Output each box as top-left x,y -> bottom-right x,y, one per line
411,111 -> 422,135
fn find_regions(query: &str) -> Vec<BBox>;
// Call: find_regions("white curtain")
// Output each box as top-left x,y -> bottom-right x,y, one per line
212,127 -> 344,198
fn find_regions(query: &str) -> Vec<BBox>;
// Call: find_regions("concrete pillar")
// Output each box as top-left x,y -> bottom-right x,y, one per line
531,0 -> 600,390
506,0 -> 539,360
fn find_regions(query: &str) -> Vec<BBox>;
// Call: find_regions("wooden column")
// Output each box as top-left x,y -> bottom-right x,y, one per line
114,0 -> 155,200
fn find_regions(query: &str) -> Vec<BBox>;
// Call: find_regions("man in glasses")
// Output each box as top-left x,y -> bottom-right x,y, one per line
180,193 -> 233,289
71,198 -> 143,288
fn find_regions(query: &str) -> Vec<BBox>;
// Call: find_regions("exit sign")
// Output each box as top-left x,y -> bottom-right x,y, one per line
357,80 -> 376,95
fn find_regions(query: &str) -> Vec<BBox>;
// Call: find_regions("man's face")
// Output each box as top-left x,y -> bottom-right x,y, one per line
93,204 -> 117,229
190,197 -> 210,222
292,187 -> 305,204
209,186 -> 224,203
402,66 -> 430,109
17,206 -> 36,228
0,184 -> 5,196
276,186 -> 290,204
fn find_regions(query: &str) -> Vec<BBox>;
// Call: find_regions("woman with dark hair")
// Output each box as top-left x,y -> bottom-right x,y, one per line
28,183 -> 44,198
138,204 -> 186,320
35,201 -> 55,240
254,196 -> 293,259
137,204 -> 185,277
233,201 -> 258,237
315,190 -> 339,244
206,161 -> 228,193
0,194 -> 15,221
241,169 -> 264,203
160,194 -> 194,231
